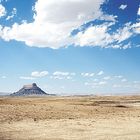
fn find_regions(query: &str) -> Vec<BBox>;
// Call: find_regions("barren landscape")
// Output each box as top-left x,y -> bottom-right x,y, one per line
0,95 -> 140,140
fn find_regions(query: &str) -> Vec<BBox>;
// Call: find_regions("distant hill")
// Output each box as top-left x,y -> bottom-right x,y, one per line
10,83 -> 50,96
0,92 -> 11,96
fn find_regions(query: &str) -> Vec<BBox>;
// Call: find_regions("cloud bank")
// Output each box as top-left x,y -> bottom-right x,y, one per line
0,0 -> 139,49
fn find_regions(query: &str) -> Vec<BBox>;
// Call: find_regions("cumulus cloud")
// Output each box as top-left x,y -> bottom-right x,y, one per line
114,75 -> 123,79
74,22 -> 133,49
20,70 -> 49,80
31,71 -> 48,77
53,71 -> 69,76
0,0 -> 138,49
75,23 -> 110,47
132,22 -> 140,34
0,0 -> 8,2
113,24 -> 133,43
133,81 -> 140,84
103,76 -> 111,80
121,78 -> 127,82
98,81 -> 107,85
85,81 -> 107,88
113,84 -> 121,88
6,8 -> 17,20
1,76 -> 6,79
51,71 -> 75,80
138,6 -> 140,16
0,4 -> 6,18
119,4 -> 127,10
99,14 -> 117,22
81,72 -> 94,77
0,0 -> 105,48
97,71 -> 104,76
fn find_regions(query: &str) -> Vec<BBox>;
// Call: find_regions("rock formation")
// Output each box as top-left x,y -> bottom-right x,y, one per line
11,83 -> 48,96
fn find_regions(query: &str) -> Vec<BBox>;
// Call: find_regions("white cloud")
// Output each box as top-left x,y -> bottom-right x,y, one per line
112,23 -> 132,43
51,71 -> 75,80
0,0 -> 137,49
50,75 -> 72,80
122,43 -> 131,49
31,71 -> 48,77
110,42 -> 131,49
0,0 -> 104,48
103,76 -> 111,80
6,7 -> 17,20
75,23 -> 111,47
119,4 -> 127,10
0,0 -> 8,2
97,71 -> 104,76
138,6 -> 140,16
1,76 -> 6,79
81,72 -> 94,77
71,73 -> 76,76
121,78 -> 127,82
0,4 -> 6,18
113,84 -> 121,88
19,76 -> 35,80
98,81 -> 107,85
132,22 -> 140,34
114,75 -> 123,79
99,14 -> 117,22
85,81 -> 107,87
133,81 -> 140,84
53,71 -> 69,76
20,71 -> 48,80
74,22 -> 133,49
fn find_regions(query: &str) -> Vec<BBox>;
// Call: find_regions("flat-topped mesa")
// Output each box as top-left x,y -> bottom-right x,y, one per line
11,83 -> 48,96
23,83 -> 37,89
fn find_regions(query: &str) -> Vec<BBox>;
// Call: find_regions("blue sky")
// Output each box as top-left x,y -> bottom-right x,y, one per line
0,0 -> 140,95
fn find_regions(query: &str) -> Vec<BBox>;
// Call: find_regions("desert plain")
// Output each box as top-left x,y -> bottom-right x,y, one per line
0,95 -> 140,140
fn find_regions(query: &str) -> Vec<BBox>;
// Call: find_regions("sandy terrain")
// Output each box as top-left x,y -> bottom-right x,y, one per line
0,96 -> 140,140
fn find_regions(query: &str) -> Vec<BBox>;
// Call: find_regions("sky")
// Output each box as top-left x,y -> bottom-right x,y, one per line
0,0 -> 140,95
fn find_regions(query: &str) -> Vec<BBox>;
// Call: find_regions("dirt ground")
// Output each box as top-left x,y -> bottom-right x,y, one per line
0,95 -> 140,140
